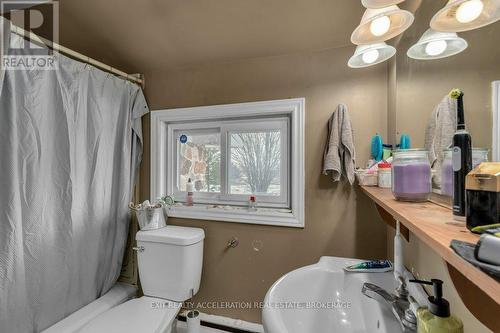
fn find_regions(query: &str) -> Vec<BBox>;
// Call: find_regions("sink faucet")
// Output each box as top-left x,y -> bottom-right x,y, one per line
361,276 -> 417,332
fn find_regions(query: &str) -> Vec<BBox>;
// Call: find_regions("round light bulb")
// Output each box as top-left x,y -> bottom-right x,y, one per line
425,40 -> 448,56
456,0 -> 484,23
362,49 -> 380,64
370,15 -> 391,37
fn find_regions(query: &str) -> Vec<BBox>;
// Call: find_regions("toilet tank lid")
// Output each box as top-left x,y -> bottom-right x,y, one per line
136,226 -> 205,245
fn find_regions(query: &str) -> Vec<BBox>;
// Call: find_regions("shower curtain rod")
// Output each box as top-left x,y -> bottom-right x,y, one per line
10,24 -> 145,87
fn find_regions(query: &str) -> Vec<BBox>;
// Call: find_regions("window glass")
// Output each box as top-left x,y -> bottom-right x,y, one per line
175,130 -> 221,193
229,130 -> 281,196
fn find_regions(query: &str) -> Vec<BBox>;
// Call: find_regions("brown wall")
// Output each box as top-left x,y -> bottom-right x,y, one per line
140,45 -> 389,323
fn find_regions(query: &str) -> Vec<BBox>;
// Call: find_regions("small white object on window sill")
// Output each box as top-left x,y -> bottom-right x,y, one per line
248,195 -> 258,212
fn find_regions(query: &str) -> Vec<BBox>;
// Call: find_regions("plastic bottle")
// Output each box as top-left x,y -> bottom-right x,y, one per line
248,195 -> 257,212
185,178 -> 194,206
410,279 -> 463,333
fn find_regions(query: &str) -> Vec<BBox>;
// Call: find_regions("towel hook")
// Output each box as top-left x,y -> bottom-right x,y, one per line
226,237 -> 239,249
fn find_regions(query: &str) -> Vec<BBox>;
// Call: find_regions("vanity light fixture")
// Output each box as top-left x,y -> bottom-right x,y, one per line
361,0 -> 405,9
351,5 -> 414,45
348,42 -> 396,68
407,29 -> 468,60
430,0 -> 500,32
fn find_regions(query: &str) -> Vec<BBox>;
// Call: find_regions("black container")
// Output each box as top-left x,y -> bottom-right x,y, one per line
465,163 -> 500,230
466,190 -> 500,229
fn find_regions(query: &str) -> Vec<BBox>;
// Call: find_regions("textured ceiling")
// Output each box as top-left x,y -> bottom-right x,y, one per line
57,0 -> 369,73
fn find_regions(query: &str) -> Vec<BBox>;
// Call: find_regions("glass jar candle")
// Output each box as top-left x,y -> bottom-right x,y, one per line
441,149 -> 453,197
442,148 -> 488,197
472,148 -> 489,168
392,149 -> 432,202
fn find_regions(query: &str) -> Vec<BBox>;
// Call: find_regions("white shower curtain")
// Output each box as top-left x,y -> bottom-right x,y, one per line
0,28 -> 148,332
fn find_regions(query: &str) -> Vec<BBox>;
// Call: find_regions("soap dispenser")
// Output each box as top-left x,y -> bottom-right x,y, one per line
409,279 -> 463,333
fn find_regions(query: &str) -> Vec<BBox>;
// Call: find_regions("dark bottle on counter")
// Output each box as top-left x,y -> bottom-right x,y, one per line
451,90 -> 472,221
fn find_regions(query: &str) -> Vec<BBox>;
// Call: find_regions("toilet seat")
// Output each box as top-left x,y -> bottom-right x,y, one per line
79,296 -> 181,333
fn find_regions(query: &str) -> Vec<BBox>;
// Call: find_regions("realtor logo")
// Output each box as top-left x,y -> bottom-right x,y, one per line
1,0 -> 59,70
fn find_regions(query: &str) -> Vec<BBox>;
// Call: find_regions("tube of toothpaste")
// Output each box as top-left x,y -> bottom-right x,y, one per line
344,260 -> 393,273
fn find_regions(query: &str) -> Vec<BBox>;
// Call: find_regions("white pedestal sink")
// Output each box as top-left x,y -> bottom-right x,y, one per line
262,256 -> 406,333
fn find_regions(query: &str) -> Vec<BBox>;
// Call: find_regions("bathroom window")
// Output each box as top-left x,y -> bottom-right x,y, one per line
151,98 -> 305,227
169,118 -> 289,207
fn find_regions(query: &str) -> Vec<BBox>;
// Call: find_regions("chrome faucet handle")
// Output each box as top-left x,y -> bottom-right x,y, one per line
361,282 -> 416,332
397,275 -> 406,286
362,283 -> 396,304
402,306 -> 417,331
396,275 -> 409,299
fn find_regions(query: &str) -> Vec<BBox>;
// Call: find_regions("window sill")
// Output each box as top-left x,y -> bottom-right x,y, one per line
167,204 -> 303,228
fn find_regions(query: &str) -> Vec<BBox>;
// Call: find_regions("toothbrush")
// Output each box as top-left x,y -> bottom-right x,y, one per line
450,89 -> 472,221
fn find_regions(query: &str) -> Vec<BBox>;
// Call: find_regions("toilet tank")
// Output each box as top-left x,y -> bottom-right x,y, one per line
135,226 -> 204,302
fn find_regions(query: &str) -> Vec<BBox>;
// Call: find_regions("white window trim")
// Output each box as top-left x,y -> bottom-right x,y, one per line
151,98 -> 305,228
493,81 -> 500,162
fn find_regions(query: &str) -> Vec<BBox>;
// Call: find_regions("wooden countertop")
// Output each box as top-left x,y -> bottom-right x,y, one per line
360,186 -> 500,306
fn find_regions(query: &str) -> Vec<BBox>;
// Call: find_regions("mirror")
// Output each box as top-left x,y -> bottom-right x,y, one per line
391,0 -> 500,202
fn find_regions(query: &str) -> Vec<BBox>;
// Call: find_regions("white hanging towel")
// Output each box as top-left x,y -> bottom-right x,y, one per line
424,95 -> 457,187
323,104 -> 356,184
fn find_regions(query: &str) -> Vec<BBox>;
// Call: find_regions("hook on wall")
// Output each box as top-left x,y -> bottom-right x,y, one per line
226,237 -> 239,249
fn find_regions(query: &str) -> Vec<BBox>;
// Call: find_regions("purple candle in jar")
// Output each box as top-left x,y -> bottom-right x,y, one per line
441,161 -> 454,197
392,162 -> 431,201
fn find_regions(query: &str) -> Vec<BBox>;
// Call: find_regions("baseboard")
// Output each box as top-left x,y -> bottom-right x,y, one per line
177,311 -> 264,333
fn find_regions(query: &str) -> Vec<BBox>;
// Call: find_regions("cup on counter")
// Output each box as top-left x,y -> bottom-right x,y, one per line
377,162 -> 392,188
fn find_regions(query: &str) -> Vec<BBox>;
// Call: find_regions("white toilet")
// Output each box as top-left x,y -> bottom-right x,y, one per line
79,225 -> 205,333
